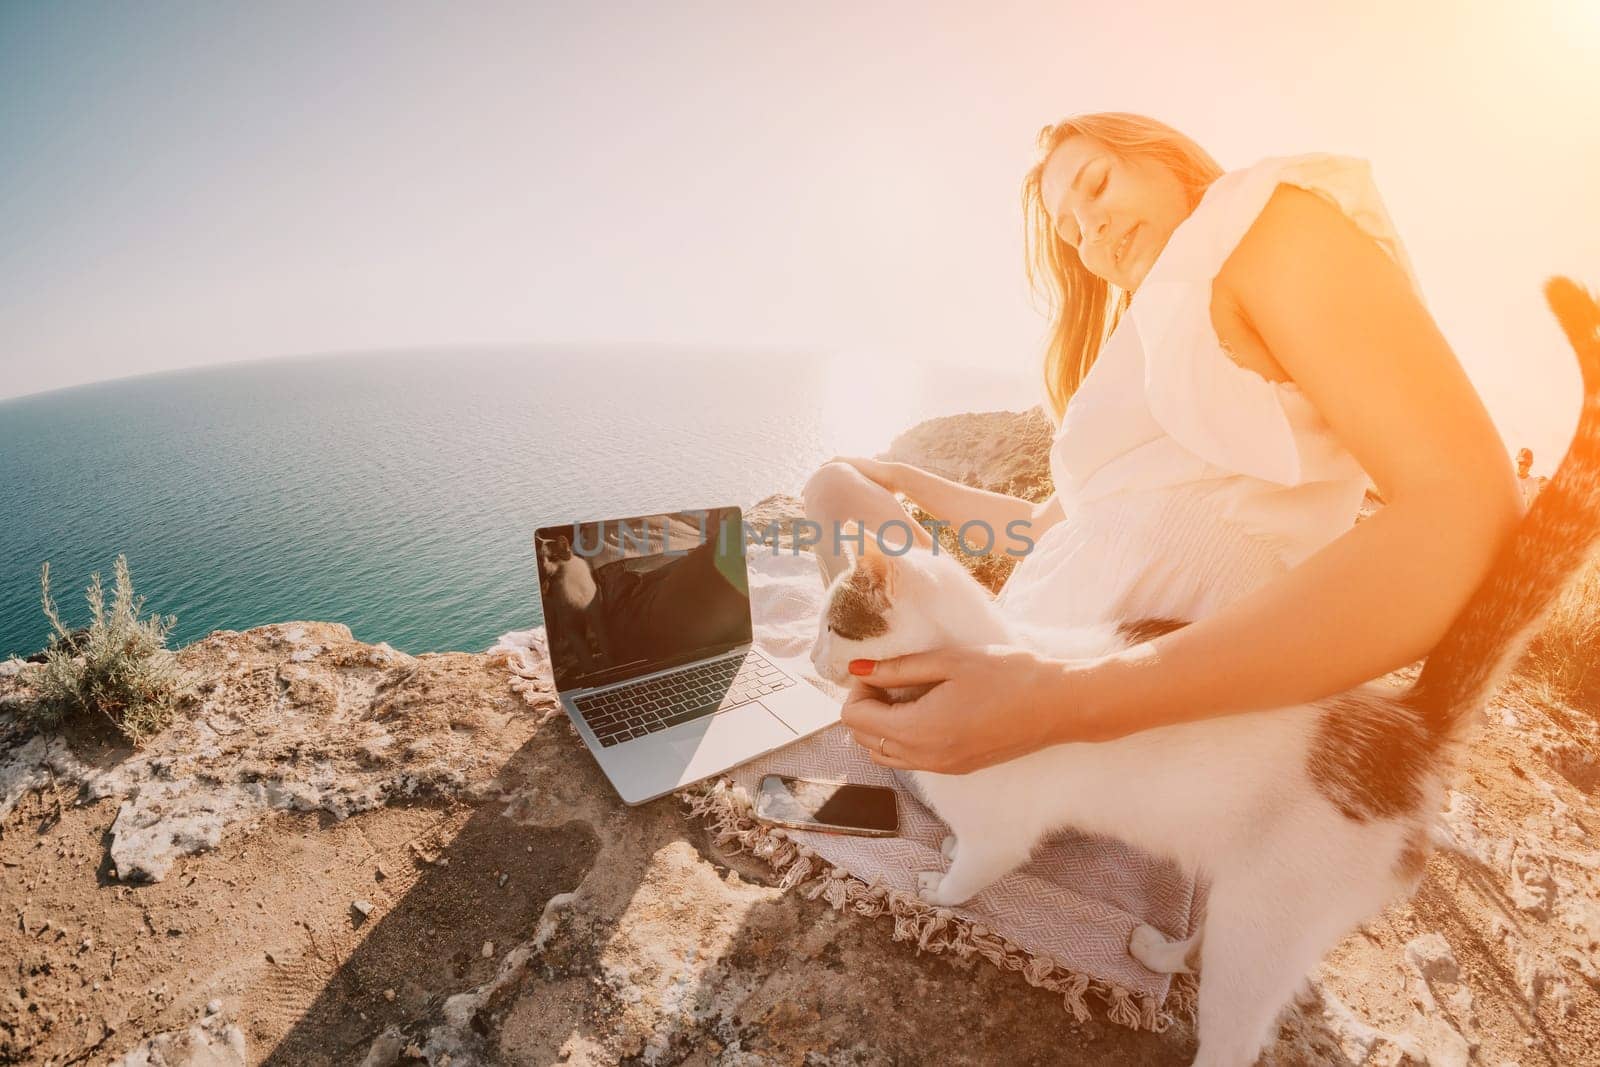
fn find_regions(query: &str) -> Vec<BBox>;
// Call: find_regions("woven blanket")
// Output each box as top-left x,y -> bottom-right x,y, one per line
496,547 -> 1202,1031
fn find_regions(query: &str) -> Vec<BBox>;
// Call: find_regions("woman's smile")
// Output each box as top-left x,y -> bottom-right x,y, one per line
1115,223 -> 1140,268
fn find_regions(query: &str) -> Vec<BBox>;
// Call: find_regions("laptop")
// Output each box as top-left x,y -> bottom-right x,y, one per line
534,504 -> 842,805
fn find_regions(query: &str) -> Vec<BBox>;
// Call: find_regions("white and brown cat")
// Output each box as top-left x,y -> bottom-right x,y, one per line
808,277 -> 1600,1067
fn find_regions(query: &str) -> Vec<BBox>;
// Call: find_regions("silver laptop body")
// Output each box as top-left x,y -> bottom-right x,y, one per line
535,505 -> 841,805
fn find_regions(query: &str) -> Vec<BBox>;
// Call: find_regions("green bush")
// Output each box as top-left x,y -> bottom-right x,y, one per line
30,554 -> 186,745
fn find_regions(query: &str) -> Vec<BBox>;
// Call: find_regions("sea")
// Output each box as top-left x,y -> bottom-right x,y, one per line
0,347 -> 1036,657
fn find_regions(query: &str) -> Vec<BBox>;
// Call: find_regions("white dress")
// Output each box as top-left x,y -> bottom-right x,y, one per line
995,152 -> 1425,629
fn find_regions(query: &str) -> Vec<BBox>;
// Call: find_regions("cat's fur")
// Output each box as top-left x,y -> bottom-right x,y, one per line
537,534 -> 613,675
807,277 -> 1600,1067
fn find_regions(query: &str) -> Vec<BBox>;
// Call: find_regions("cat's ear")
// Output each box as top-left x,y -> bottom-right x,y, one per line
855,536 -> 899,600
556,534 -> 570,552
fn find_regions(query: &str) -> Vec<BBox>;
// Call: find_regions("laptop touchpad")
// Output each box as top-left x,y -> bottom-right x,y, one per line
663,702 -> 795,774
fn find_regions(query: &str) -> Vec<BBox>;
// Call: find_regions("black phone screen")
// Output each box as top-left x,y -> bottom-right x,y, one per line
756,775 -> 898,835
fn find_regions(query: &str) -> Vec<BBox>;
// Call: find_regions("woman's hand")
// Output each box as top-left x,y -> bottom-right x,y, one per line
838,644 -> 1124,774
825,455 -> 901,494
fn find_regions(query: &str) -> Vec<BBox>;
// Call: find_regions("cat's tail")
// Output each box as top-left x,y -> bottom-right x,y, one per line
1407,276 -> 1600,742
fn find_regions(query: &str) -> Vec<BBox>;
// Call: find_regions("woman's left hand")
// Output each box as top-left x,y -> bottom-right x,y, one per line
839,644 -> 1121,774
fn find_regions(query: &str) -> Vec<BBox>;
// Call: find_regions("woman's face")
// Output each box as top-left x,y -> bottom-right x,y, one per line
1040,134 -> 1194,291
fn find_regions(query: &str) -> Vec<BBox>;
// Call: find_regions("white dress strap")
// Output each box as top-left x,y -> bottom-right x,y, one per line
1126,152 -> 1420,487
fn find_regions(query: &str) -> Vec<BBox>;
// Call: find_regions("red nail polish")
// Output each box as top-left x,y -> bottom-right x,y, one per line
849,659 -> 875,676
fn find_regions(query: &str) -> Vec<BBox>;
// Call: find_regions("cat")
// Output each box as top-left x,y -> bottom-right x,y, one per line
807,276 -> 1600,1067
537,533 -> 614,676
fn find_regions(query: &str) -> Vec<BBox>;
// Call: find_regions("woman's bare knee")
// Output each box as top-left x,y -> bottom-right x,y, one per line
802,461 -> 876,523
801,462 -> 933,554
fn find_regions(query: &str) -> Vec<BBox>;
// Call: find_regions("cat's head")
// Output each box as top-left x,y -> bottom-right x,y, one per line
809,536 -> 988,686
537,534 -> 573,571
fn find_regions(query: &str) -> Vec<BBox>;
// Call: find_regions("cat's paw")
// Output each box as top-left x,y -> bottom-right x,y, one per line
1128,923 -> 1168,970
916,869 -> 977,906
916,870 -> 950,904
940,834 -> 958,862
1128,923 -> 1194,975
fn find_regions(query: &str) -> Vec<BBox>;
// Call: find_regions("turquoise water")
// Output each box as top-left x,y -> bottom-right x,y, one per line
0,348 -> 1032,656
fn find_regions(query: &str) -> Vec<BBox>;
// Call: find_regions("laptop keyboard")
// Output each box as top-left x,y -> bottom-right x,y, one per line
572,650 -> 796,747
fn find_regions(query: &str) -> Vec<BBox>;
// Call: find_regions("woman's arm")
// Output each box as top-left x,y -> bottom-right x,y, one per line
1054,183 -> 1524,738
1071,486 -> 1515,738
831,456 -> 1063,543
894,463 -> 1061,542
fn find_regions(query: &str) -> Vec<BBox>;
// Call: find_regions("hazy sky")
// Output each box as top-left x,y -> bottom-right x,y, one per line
3,1 -> 1597,464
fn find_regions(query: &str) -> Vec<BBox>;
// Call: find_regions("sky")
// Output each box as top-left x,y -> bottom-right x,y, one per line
2,0 -> 1598,465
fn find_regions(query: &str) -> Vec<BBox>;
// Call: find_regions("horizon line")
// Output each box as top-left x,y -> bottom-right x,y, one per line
0,340 -> 1031,407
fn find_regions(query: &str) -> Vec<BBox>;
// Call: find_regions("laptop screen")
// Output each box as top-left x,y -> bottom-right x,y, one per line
534,505 -> 751,691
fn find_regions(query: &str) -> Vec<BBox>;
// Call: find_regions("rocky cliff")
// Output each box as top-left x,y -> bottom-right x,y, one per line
1,408 -> 1596,1066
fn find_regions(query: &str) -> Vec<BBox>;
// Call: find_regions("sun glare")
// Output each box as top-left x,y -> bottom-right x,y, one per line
815,352 -> 926,458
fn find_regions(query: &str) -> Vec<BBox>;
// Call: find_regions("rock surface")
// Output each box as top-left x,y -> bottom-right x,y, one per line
878,406 -> 1055,497
1,407 -> 1598,1065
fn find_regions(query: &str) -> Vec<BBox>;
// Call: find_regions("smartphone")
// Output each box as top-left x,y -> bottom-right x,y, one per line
755,774 -> 899,837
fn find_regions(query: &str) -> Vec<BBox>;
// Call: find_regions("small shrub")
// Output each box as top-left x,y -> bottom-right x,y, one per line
30,554 -> 186,745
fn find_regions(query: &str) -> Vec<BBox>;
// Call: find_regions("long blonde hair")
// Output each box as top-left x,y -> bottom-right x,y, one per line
1021,112 -> 1224,425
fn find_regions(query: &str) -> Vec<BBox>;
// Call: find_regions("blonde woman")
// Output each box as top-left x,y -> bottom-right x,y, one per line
803,112 -> 1519,782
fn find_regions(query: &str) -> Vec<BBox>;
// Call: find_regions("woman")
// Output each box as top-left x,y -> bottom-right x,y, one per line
1516,447 -> 1548,513
801,112 -> 1522,772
